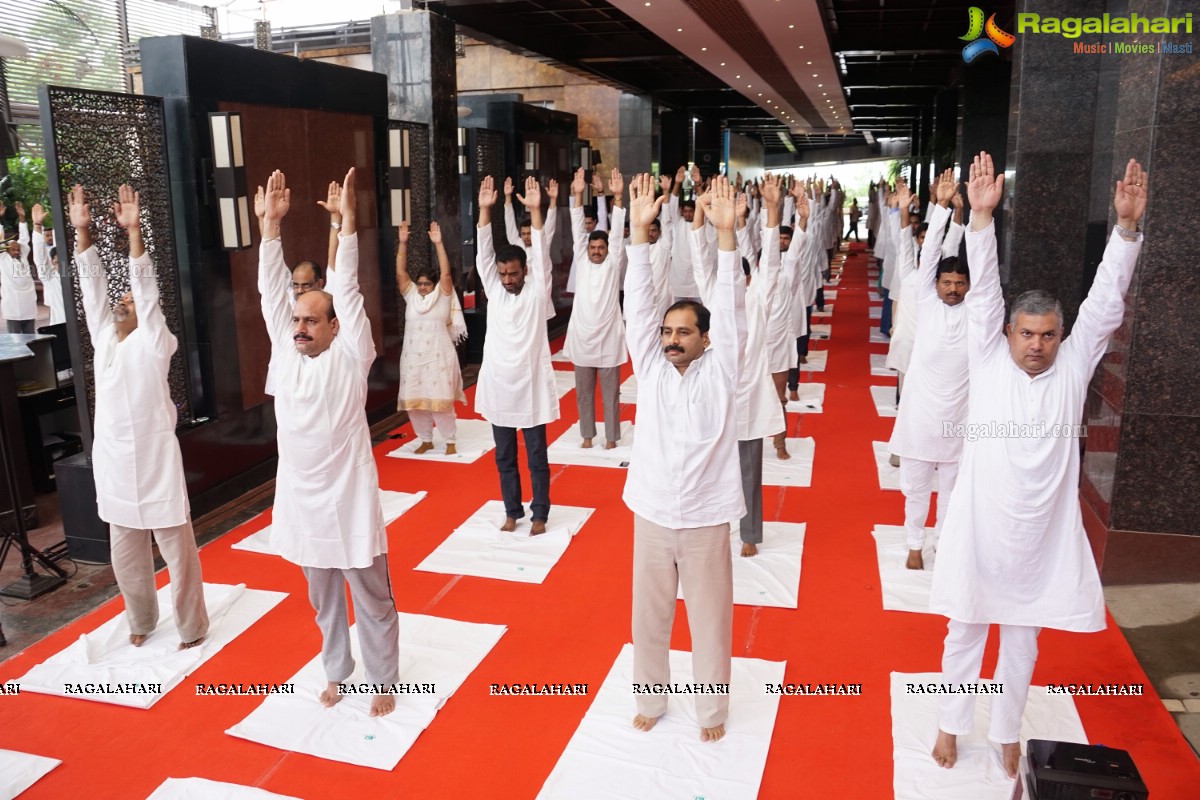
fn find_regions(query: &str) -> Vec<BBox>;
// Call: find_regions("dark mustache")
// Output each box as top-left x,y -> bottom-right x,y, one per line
664,345 -> 684,353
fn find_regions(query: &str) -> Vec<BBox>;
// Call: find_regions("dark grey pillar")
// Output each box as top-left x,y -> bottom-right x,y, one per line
619,94 -> 653,175
958,58 -> 1010,268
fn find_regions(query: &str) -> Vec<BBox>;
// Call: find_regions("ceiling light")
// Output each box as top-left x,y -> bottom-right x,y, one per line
789,24 -> 795,29
701,47 -> 707,51
758,93 -> 762,96
799,45 -> 804,49
677,27 -> 682,32
735,75 -> 741,79
822,92 -> 827,96
806,61 -> 812,65
812,73 -> 818,77
720,62 -> 726,66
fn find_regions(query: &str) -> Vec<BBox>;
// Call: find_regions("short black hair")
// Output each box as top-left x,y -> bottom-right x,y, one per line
49,246 -> 57,260
649,219 -> 661,231
518,216 -> 532,230
780,225 -> 793,237
495,243 -> 527,268
663,300 -> 711,334
917,222 -> 929,236
681,200 -> 696,210
588,230 -> 609,245
935,256 -> 969,281
293,260 -> 324,281
583,208 -> 598,221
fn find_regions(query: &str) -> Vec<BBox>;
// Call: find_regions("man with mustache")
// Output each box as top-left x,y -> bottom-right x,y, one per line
502,175 -> 559,322
624,173 -> 745,743
930,153 -> 1147,779
69,183 -> 209,650
259,167 -> 400,717
886,169 -> 970,571
475,175 -> 558,535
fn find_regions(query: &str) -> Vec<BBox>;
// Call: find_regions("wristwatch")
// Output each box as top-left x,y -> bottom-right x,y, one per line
330,221 -> 342,231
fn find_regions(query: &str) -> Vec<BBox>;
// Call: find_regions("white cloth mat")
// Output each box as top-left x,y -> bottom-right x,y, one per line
677,522 -> 805,608
785,383 -> 824,414
823,290 -> 837,300
762,436 -> 814,487
17,584 -> 286,709
415,501 -> 593,583
869,291 -> 882,303
869,305 -> 882,319
386,418 -> 495,463
0,749 -> 60,799
619,374 -> 638,405
868,270 -> 879,278
871,385 -> 898,417
552,350 -> 572,363
798,350 -> 827,372
226,614 -> 506,771
537,644 -> 785,800
147,778 -> 303,800
872,442 -> 937,493
870,329 -> 891,344
812,306 -> 834,318
232,490 -> 426,555
872,525 -> 938,614
891,672 -> 1087,800
554,370 -> 576,399
548,422 -> 636,468
811,324 -> 831,340
871,353 -> 898,377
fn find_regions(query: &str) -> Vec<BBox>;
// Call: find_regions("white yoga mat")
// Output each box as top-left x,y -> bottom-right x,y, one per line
811,324 -> 831,340
869,305 -> 882,319
871,353 -> 898,377
552,350 -> 572,363
798,350 -> 827,373
226,614 -> 506,771
0,749 -> 60,799
872,524 -> 938,614
870,329 -> 891,345
785,383 -> 825,414
812,306 -> 834,318
18,584 -> 286,709
677,522 -> 805,608
232,490 -> 427,556
869,291 -> 882,303
762,436 -> 814,487
619,374 -> 638,405
415,501 -> 594,583
872,442 -> 938,493
891,672 -> 1087,800
823,290 -> 837,300
147,778 -> 303,800
538,644 -> 785,800
547,422 -> 636,468
554,370 -> 576,399
386,418 -> 495,463
871,385 -> 898,417
868,270 -> 879,278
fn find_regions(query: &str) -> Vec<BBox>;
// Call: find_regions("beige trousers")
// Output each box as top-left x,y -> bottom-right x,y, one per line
109,519 -> 209,643
632,514 -> 733,728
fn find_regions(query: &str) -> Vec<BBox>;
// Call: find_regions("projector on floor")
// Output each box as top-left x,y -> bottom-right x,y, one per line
1015,739 -> 1148,800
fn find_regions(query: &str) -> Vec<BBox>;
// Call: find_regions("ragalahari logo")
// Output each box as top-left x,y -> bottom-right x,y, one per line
960,7 -> 1016,62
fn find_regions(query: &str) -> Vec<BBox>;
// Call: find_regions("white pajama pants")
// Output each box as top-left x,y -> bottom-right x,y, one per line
109,519 -> 209,643
938,620 -> 1041,744
898,457 -> 959,551
409,409 -> 457,443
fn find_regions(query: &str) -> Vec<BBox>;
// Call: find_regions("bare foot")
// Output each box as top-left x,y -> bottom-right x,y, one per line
932,729 -> 957,769
788,389 -> 799,402
1001,742 -> 1021,779
799,355 -> 808,364
889,453 -> 900,468
906,549 -> 924,570
445,443 -> 457,456
701,724 -> 725,742
530,519 -> 547,536
632,713 -> 659,732
740,542 -> 758,557
605,440 -> 618,450
414,441 -> 434,454
178,636 -> 205,650
773,433 -> 790,460
581,437 -> 594,449
129,633 -> 147,647
501,517 -> 517,532
319,682 -> 344,708
370,693 -> 396,717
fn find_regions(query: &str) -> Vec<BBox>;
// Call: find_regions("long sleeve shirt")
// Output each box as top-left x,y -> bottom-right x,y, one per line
562,205 -> 627,368
33,232 -> 66,325
0,222 -> 37,321
505,199 -> 558,320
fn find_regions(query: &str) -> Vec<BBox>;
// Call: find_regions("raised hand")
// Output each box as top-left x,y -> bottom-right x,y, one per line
660,173 -> 673,196
706,175 -> 736,233
935,168 -> 958,206
478,175 -> 498,209
112,184 -> 140,230
570,168 -> 586,198
316,180 -> 342,217
591,171 -> 604,196
428,221 -> 443,245
338,167 -> 356,229
893,177 -> 913,210
736,191 -> 748,221
67,184 -> 92,230
398,221 -> 410,245
31,203 -> 47,228
547,178 -> 559,202
264,170 -> 290,222
13,201 -> 24,221
504,176 -> 515,203
627,173 -> 666,245
1113,158 -> 1147,229
674,165 -> 686,187
254,185 -> 266,222
518,175 -> 541,210
966,151 -> 1004,222
796,192 -> 810,225
609,168 -> 624,200
760,172 -> 781,207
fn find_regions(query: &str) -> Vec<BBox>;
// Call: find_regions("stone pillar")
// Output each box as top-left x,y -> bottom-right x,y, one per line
371,11 -> 462,272
958,57 -> 1010,267
619,93 -> 653,175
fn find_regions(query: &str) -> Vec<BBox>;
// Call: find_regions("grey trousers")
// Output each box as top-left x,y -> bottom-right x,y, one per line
302,554 -> 401,686
110,518 -> 209,643
574,364 -> 621,443
6,319 -> 34,334
738,438 -> 764,545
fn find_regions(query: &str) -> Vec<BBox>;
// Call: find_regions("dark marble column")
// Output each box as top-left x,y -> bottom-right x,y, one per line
619,94 -> 653,175
371,11 -> 462,277
958,58 -> 1010,271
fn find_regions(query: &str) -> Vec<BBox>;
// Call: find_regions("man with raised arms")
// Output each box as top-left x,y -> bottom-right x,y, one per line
930,153 -> 1147,777
624,173 -> 745,742
260,167 -> 399,717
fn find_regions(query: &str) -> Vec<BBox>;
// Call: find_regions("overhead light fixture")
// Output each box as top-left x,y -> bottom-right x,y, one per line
389,127 -> 412,227
788,24 -> 795,29
208,112 -> 250,249
701,47 -> 707,51
677,27 -> 682,32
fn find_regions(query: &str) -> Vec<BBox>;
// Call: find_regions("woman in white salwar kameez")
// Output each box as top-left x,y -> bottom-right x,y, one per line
396,222 -> 466,455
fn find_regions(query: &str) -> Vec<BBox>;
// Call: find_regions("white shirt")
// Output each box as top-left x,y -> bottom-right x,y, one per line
562,205 -> 627,368
77,246 -> 189,529
623,242 -> 746,529
33,233 -> 66,326
505,199 -> 558,320
474,225 -> 559,429
886,208 -> 964,373
0,223 -> 37,322
929,219 -> 1142,632
261,233 -> 386,570
765,223 -> 807,370
669,214 -> 700,299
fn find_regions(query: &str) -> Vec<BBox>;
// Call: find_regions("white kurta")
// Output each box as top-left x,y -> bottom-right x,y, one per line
888,205 -> 969,462
474,225 -> 559,429
887,211 -> 965,373
623,242 -> 746,529
669,215 -> 700,299
77,247 -> 189,529
505,199 -> 558,320
765,225 -> 805,373
562,205 -> 627,368
0,223 -> 37,321
261,233 -> 386,570
929,219 -> 1142,632
33,234 -> 66,326
398,284 -> 465,412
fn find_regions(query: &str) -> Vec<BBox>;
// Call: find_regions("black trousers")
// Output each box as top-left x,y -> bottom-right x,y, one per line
492,424 -> 550,522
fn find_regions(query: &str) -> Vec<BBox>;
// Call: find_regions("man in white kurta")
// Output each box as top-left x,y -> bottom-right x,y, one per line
929,154 -> 1147,778
503,176 -> 559,321
886,172 -> 969,570
475,176 -> 559,535
31,204 -> 66,326
563,167 -> 627,448
625,174 -> 745,742
260,168 -> 399,717
70,184 -> 208,649
0,201 -> 37,334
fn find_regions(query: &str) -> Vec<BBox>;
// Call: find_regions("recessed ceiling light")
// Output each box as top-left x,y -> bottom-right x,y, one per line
822,92 -> 827,96
812,73 -> 818,77
757,93 -> 762,96
747,84 -> 751,88
720,62 -> 726,66
799,45 -> 805,49
735,75 -> 740,79
806,61 -> 812,65
701,47 -> 707,51
789,24 -> 795,29
677,27 -> 683,32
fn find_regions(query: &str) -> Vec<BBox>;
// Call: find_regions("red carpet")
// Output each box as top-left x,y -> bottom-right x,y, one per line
0,241 -> 1195,798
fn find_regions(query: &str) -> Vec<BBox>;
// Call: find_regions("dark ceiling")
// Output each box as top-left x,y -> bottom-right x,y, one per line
424,0 -> 1014,157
